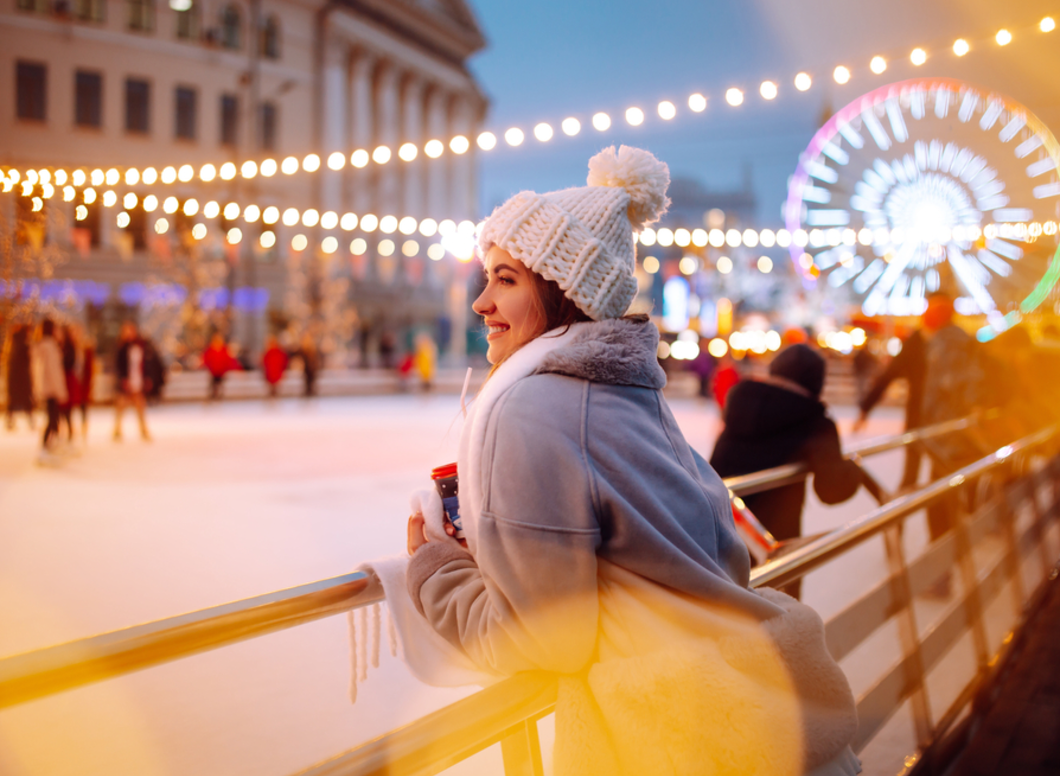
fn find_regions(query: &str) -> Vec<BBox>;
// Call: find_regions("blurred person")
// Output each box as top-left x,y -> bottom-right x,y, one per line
688,345 -> 717,399
378,330 -> 396,369
297,333 -> 320,397
113,321 -> 151,442
262,335 -> 289,397
711,353 -> 740,409
143,336 -> 166,403
59,324 -> 84,444
399,147 -> 859,774
710,344 -> 865,599
852,344 -> 878,402
854,325 -> 928,491
414,332 -> 437,391
203,333 -> 235,400
35,319 -> 68,464
5,323 -> 35,430
78,331 -> 96,441
915,294 -> 998,596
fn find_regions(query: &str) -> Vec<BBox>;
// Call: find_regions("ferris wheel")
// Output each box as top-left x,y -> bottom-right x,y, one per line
785,78 -> 1060,337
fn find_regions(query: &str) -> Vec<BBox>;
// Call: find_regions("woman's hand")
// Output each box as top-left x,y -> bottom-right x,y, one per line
407,513 -> 429,555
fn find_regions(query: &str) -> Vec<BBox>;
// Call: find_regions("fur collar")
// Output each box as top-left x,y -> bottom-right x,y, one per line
533,318 -> 667,389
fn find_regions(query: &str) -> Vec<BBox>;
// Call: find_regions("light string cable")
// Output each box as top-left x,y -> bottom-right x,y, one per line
0,14 -> 1057,187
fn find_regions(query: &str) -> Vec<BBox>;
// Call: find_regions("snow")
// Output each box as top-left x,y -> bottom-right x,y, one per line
0,395 -> 919,775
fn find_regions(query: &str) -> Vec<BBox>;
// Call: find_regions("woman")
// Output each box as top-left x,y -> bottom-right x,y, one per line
402,147 -> 859,775
36,318 -> 68,464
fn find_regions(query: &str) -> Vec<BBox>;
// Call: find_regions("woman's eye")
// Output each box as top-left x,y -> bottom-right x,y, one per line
497,275 -> 515,286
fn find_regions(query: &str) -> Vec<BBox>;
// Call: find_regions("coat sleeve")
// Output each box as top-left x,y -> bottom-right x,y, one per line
859,342 -> 913,414
805,418 -> 864,505
408,379 -> 602,676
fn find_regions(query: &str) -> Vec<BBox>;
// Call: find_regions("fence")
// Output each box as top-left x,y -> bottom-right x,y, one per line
1,415 -> 1057,776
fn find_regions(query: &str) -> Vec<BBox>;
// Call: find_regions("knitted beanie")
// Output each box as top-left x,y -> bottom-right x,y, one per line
769,344 -> 826,399
478,145 -> 670,321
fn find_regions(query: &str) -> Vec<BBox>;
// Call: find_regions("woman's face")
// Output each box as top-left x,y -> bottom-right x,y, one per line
473,246 -> 546,365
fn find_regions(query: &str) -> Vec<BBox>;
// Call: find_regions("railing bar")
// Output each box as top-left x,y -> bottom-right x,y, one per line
293,673 -> 557,776
0,572 -> 377,709
750,426 -> 1055,589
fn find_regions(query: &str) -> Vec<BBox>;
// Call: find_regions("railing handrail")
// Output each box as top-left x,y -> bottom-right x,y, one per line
725,409 -> 999,498
0,410 -> 1012,711
0,571 -> 379,709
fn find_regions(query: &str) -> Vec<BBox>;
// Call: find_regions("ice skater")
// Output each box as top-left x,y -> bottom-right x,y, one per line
35,319 -> 68,465
113,321 -> 151,442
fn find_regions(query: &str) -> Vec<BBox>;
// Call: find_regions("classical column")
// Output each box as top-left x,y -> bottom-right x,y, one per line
373,61 -> 401,220
448,94 -> 477,223
400,74 -> 426,218
424,85 -> 449,223
347,49 -> 375,216
320,41 -> 349,219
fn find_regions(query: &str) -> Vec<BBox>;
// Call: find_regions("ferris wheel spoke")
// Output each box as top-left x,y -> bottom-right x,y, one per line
947,245 -> 997,313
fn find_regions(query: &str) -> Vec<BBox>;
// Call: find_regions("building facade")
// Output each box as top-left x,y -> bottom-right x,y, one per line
0,0 -> 487,364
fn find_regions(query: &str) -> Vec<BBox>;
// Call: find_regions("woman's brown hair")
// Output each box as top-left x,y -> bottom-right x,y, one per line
486,271 -> 647,376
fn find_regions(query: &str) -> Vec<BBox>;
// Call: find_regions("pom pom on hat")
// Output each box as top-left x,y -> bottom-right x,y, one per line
587,145 -> 671,230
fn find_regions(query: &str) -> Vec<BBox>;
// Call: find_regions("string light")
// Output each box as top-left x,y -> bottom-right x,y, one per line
592,112 -> 611,131
328,151 -> 346,170
372,146 -> 391,164
910,47 -> 927,66
203,201 -> 220,218
657,101 -> 676,120
424,139 -> 444,158
562,117 -> 581,135
870,56 -> 887,74
320,211 -> 338,229
241,160 -> 258,178
351,149 -> 370,167
996,29 -> 1012,45
303,154 -> 320,172
625,107 -> 645,126
504,127 -> 524,146
1042,17 -> 1056,33
178,164 -> 193,182
534,122 -> 554,141
725,88 -> 744,106
833,66 -> 851,84
450,135 -> 470,154
398,143 -> 417,162
759,81 -> 778,100
953,38 -> 970,56
281,156 -> 299,174
688,93 -> 707,112
260,231 -> 276,249
477,131 -> 497,150
200,164 -> 217,182
183,198 -> 199,216
260,159 -> 278,177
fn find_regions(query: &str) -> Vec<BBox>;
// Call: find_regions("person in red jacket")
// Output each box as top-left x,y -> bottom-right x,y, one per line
711,354 -> 741,409
262,335 -> 288,397
203,333 -> 239,400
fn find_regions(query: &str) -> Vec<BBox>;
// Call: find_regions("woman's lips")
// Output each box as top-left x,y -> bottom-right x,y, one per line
486,324 -> 510,341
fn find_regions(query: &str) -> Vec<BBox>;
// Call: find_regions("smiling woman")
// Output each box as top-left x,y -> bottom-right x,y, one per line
388,146 -> 861,775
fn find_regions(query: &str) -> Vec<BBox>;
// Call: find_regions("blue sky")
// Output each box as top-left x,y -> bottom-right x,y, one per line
463,0 -> 1060,225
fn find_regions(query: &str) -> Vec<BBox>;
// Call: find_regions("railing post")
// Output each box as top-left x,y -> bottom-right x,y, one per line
882,522 -> 934,749
1025,468 -> 1054,580
500,719 -> 544,776
951,481 -> 991,677
998,489 -> 1026,613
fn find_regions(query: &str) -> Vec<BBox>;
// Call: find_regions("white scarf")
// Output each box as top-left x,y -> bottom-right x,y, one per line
351,324 -> 588,697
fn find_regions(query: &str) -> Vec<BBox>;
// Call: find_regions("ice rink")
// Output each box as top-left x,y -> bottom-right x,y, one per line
1,393 -> 922,776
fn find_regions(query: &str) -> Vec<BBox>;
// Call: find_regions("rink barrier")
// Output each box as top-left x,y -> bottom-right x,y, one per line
0,412 -> 985,709
1,417 -> 1056,776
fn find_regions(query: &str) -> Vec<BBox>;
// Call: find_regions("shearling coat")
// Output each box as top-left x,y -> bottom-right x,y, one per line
407,319 -> 859,775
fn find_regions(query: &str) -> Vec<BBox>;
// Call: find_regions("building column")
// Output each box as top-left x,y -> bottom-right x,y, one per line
424,85 -> 449,224
448,94 -> 477,223
373,60 -> 401,219
320,41 -> 349,219
400,74 -> 426,219
347,49 -> 375,217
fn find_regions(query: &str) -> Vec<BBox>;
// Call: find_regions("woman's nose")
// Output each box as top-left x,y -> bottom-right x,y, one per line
472,287 -> 494,316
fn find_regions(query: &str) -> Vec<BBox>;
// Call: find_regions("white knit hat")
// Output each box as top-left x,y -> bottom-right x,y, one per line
478,145 -> 670,321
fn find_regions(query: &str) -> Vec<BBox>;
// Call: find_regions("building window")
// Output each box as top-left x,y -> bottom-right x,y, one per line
74,0 -> 105,22
220,94 -> 238,146
175,86 -> 197,140
125,78 -> 150,133
174,0 -> 198,39
260,15 -> 280,59
75,71 -> 103,128
16,61 -> 46,122
220,4 -> 241,50
127,0 -> 153,31
260,102 -> 277,151
16,0 -> 48,13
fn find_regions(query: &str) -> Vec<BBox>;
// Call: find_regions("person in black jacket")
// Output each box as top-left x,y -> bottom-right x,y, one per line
710,344 -> 864,598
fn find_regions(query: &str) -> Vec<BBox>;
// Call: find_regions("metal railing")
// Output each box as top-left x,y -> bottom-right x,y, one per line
1,413 -> 1056,776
